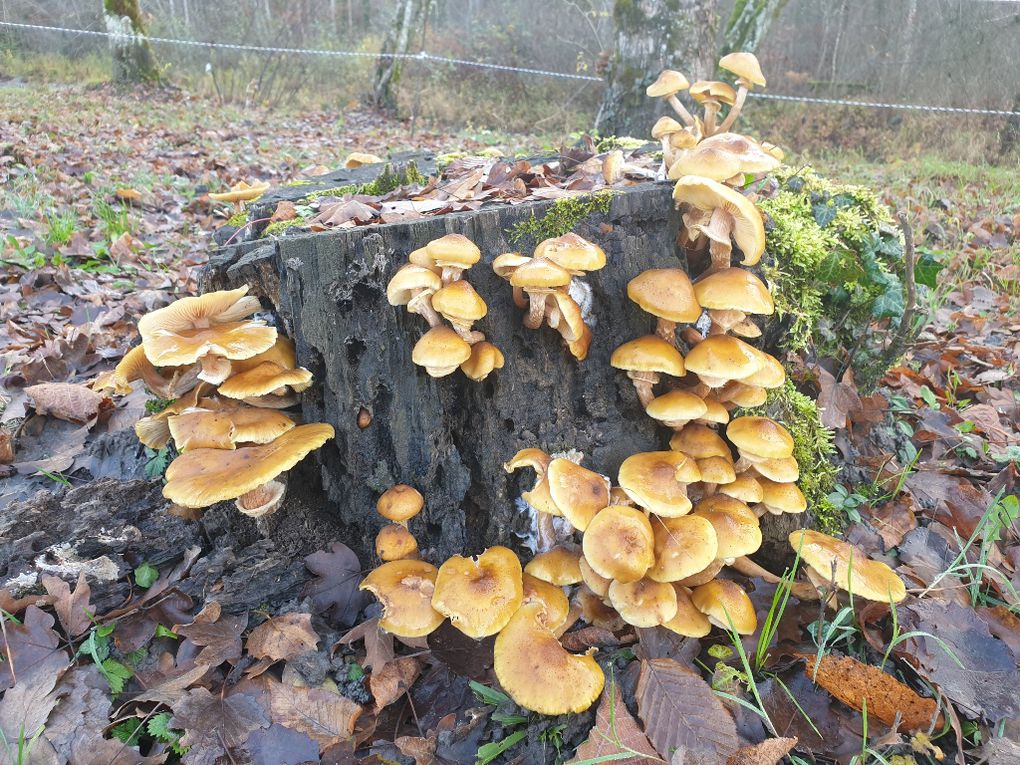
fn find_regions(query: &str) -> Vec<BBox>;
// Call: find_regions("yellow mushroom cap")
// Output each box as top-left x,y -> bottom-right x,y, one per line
138,287 -> 278,368
134,383 -> 207,450
662,585 -> 712,637
375,524 -> 419,562
534,233 -> 606,273
229,336 -> 299,374
575,587 -> 626,632
651,116 -> 685,140
208,180 -> 270,203
551,291 -> 588,344
698,398 -> 731,426
645,390 -> 708,424
675,559 -> 725,588
691,579 -> 757,634
522,573 -> 571,631
646,69 -> 690,97
110,345 -> 198,398
618,451 -> 696,517
789,530 -> 907,603
432,546 -> 524,639
719,473 -> 763,503
684,334 -> 763,387
697,455 -> 736,485
168,407 -> 294,452
694,268 -> 774,315
669,423 -> 732,459
344,152 -> 384,168
648,514 -> 719,583
672,177 -> 766,266
627,269 -> 702,324
411,326 -> 472,377
719,52 -> 766,87
610,336 -> 686,377
757,479 -> 807,515
494,602 -> 604,715
408,246 -> 440,272
509,257 -> 571,289
546,458 -> 611,532
431,280 -> 488,323
360,559 -> 445,637
377,484 -> 425,522
608,578 -> 678,628
578,555 -> 612,598
581,505 -> 655,583
727,416 -> 795,459
669,133 -> 780,182
693,495 -> 763,561
742,351 -> 787,389
524,546 -> 583,586
218,363 -> 313,399
425,233 -> 481,269
387,264 -> 442,306
163,423 -> 334,508
718,381 -> 768,408
672,452 -> 703,484
503,447 -> 552,476
461,341 -> 505,382
743,457 -> 800,483
491,252 -> 532,279
689,80 -> 737,105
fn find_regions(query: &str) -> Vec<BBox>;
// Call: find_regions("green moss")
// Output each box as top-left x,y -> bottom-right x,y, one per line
224,210 -> 248,227
737,381 -> 842,534
508,191 -> 614,247
282,179 -> 314,188
595,135 -> 649,152
303,160 -> 426,202
305,184 -> 360,202
263,218 -> 306,237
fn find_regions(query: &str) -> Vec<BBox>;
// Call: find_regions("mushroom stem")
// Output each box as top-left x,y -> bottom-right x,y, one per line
730,555 -> 780,583
524,290 -> 547,330
409,293 -> 443,328
512,286 -> 528,310
717,84 -> 749,134
536,511 -> 558,553
703,102 -> 721,136
655,318 -> 679,347
627,371 -> 658,408
708,309 -> 746,335
666,94 -> 696,127
702,481 -> 718,496
440,266 -> 463,285
681,328 -> 706,346
659,137 -> 673,177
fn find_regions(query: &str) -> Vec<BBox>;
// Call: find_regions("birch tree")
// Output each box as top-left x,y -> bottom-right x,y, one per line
373,0 -> 427,112
103,0 -> 159,82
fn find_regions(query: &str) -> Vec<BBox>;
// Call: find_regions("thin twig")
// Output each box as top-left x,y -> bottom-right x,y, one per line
888,211 -> 918,360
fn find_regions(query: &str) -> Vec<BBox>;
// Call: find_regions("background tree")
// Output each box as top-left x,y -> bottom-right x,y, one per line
720,0 -> 788,56
595,0 -> 717,137
103,0 -> 159,82
373,0 -> 428,112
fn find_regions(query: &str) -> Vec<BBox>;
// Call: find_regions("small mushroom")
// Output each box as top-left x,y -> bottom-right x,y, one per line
618,451 -> 700,517
208,180 -> 270,214
693,268 -> 774,336
578,555 -> 612,598
662,585 -> 712,637
359,559 -> 445,637
491,252 -> 532,309
668,132 -> 780,183
607,578 -> 678,628
754,478 -> 807,517
610,335 -> 686,407
234,478 -> 286,518
377,484 -> 425,525
692,495 -> 763,565
697,454 -> 737,496
669,423 -> 732,460
504,448 -> 561,551
460,341 -> 505,382
431,280 -> 488,344
134,383 -> 208,450
344,152 -> 384,168
575,586 -> 627,632
387,263 -> 444,328
718,473 -> 763,504
524,546 -> 583,586
684,334 -> 763,390
375,524 -> 420,561
581,505 -> 655,584
534,233 -> 607,276
672,177 -> 766,270
432,546 -> 524,638
522,573 -> 571,632
716,52 -> 767,134
107,345 -> 199,399
736,456 -> 800,483
167,406 -> 295,451
627,269 -> 702,347
691,579 -> 757,634
510,257 -> 572,330
645,389 -> 708,431
688,80 -> 736,136
646,70 -> 695,127
425,233 -> 481,285
790,529 -> 907,604
545,457 -> 611,532
696,397 -> 731,427
727,416 -> 795,460
411,326 -> 472,377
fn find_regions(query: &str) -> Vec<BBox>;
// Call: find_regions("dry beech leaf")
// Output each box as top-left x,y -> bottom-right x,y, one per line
726,737 -> 798,765
25,382 -> 109,424
369,656 -> 421,712
41,572 -> 93,638
395,734 -> 438,765
270,200 -> 298,223
636,658 -> 738,765
171,687 -> 268,762
336,617 -> 395,673
798,653 -> 941,732
246,612 -> 319,662
568,680 -> 658,764
267,679 -> 362,749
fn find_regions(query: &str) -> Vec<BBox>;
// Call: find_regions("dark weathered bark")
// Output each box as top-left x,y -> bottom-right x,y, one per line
372,0 -> 427,112
596,0 -> 718,137
104,0 -> 159,83
720,0 -> 788,56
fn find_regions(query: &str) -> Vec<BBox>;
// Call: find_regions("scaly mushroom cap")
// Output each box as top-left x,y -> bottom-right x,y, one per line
110,345 -> 199,398
648,514 -> 719,583
411,326 -> 472,377
432,546 -> 524,638
387,264 -> 443,306
645,389 -> 708,426
425,233 -> 481,269
582,505 -> 655,583
491,252 -> 532,279
697,455 -> 736,486
669,423 -> 732,459
608,578 -> 678,628
741,457 -> 800,483
377,484 -> 425,522
344,152 -> 384,168
163,423 -> 334,508
742,351 -> 786,388
689,80 -> 737,105
756,479 -> 807,515
672,177 -> 766,266
509,258 -> 571,289
693,495 -> 762,561
360,559 -> 445,637
727,416 -> 795,459
790,530 -> 907,603
461,341 -> 505,382
693,268 -> 775,315
627,269 -> 702,324
719,473 -> 763,503
375,523 -> 419,562
534,233 -> 606,273
662,585 -> 712,637
208,180 -> 270,203
522,573 -> 571,631
218,363 -> 313,399
167,407 -> 295,451
578,555 -> 612,598
524,546 -> 583,585
646,70 -> 691,97
691,579 -> 757,634
719,52 -> 766,87
684,335 -> 763,387
494,602 -> 604,715
431,280 -> 488,323
619,451 -> 698,517
546,458 -> 611,532
610,336 -> 686,377
138,287 -> 278,368
669,133 -> 780,182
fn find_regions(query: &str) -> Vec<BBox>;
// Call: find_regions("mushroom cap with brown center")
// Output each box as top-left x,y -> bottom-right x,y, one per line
432,546 -> 524,638
684,334 -> 762,387
425,233 -> 480,269
719,473 -> 763,503
790,530 -> 906,603
376,524 -> 419,561
360,559 -> 445,637
494,602 -> 604,715
648,514 -> 719,583
727,416 -> 795,459
627,269 -> 702,324
697,455 -> 736,486
757,479 -> 807,515
619,451 -> 698,517
691,579 -> 757,634
693,268 -> 774,315
377,484 -> 425,522
719,52 -> 766,87
546,458 -> 611,531
162,422 -> 334,508
524,546 -> 583,586
608,578 -> 678,628
387,264 -> 442,306
582,505 -> 655,583
647,69 -> 690,97
611,336 -> 686,377
168,407 -> 295,451
534,233 -> 606,273
662,585 -> 712,637
461,341 -> 505,382
669,133 -> 780,182
208,180 -> 270,203
669,423 -> 732,459
693,495 -> 762,561
522,573 -> 571,630
411,326 -> 472,377
645,390 -> 708,425
672,177 -> 766,266
218,363 -> 313,399
509,258 -> 572,290
431,280 -> 488,323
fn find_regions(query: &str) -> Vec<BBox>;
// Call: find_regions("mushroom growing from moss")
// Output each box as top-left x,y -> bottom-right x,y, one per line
672,176 -> 766,271
693,267 -> 774,336
208,180 -> 270,214
610,335 -> 686,408
627,268 -> 702,347
716,52 -> 767,134
360,559 -> 445,637
432,546 -> 524,638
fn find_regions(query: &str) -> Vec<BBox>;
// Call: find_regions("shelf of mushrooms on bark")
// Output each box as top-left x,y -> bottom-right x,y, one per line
116,53 -> 906,717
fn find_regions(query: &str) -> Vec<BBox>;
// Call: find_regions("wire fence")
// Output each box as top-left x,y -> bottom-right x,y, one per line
3,19 -> 1020,118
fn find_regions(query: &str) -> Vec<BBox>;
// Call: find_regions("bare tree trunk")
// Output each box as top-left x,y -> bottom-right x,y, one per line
103,0 -> 159,83
372,0 -> 426,113
721,0 -> 788,56
596,0 -> 718,138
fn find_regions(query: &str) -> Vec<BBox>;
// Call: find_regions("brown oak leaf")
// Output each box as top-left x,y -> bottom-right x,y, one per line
246,612 -> 319,662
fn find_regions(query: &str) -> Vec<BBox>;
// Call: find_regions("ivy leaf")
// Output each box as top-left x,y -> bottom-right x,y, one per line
812,201 -> 837,227
914,252 -> 945,288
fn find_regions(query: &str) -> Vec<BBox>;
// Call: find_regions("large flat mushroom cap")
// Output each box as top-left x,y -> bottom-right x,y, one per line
360,559 -> 445,637
546,458 -> 610,532
425,233 -> 481,268
627,268 -> 702,323
582,505 -> 655,583
646,69 -> 690,97
432,546 -> 524,638
694,268 -> 775,314
684,335 -> 762,384
728,416 -> 795,459
611,336 -> 686,377
163,422 -> 334,508
691,579 -> 757,634
648,514 -> 719,583
218,362 -> 313,399
719,52 -> 767,87
494,602 -> 604,715
790,530 -> 907,603
672,176 -> 766,265
534,233 -> 606,273
619,451 -> 697,517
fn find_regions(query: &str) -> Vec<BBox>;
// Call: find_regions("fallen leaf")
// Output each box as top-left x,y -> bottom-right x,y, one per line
171,687 -> 269,764
568,679 -> 658,764
302,542 -> 366,627
0,606 -> 68,692
726,737 -> 798,765
270,200 -> 298,223
267,679 -> 362,749
246,723 -> 320,765
25,382 -> 109,424
41,572 -> 94,637
176,611 -> 248,666
395,734 -> 438,765
370,656 -> 421,712
246,612 -> 319,662
336,617 -> 394,673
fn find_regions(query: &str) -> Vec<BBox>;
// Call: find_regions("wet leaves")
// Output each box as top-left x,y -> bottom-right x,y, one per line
171,687 -> 269,764
303,542 -> 366,627
568,679 -> 658,764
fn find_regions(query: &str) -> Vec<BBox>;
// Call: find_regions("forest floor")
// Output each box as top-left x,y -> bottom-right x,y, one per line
1,83 -> 1019,764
